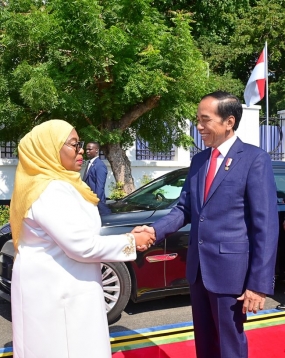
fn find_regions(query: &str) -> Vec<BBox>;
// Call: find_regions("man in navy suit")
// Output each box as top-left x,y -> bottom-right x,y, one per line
133,91 -> 279,358
83,142 -> 110,215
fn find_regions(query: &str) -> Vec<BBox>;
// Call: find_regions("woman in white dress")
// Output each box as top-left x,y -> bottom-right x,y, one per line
10,120 -> 154,358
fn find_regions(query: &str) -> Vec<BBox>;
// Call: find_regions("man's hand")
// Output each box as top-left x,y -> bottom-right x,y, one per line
237,289 -> 266,314
132,225 -> 155,235
132,226 -> 156,251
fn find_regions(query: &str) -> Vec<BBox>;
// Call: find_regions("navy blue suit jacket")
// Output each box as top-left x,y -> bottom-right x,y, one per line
152,138 -> 279,295
84,158 -> 111,215
84,157 -> 107,202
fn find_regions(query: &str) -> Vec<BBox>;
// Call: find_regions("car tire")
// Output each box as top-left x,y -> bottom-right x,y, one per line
101,262 -> 132,324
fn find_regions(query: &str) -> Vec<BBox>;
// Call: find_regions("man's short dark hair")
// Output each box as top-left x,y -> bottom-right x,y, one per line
201,91 -> 243,131
87,141 -> 100,149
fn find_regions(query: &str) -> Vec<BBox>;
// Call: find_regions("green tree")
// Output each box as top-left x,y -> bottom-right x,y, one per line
0,0 -> 212,193
152,0 -> 251,99
227,0 -> 285,113
187,0 -> 285,114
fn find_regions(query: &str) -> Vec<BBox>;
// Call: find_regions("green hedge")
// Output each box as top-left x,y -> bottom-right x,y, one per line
0,205 -> 10,227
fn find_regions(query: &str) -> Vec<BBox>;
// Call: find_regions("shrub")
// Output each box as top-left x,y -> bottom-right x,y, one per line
108,181 -> 127,200
0,205 -> 10,226
140,174 -> 153,187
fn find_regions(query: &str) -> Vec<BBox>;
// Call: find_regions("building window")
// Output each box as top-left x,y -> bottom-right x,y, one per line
1,142 -> 17,158
136,137 -> 175,160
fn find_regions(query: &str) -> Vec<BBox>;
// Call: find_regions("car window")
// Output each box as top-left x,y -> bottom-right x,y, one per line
274,173 -> 285,203
110,170 -> 187,212
126,174 -> 185,209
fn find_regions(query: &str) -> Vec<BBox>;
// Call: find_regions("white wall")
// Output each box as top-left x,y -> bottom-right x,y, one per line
0,105 -> 261,201
236,104 -> 260,147
277,110 -> 285,119
0,159 -> 17,201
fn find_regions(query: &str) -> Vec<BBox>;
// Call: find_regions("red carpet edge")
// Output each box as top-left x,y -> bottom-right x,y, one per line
110,309 -> 285,353
0,309 -> 284,357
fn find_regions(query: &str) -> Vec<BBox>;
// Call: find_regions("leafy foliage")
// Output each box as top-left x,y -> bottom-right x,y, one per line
188,0 -> 285,114
0,0 -> 210,153
156,0 -> 285,115
140,174 -> 153,186
108,181 -> 126,200
227,0 -> 285,113
2,0 -> 284,190
0,205 -> 10,226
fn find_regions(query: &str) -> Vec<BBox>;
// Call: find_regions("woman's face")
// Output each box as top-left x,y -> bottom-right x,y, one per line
59,129 -> 84,172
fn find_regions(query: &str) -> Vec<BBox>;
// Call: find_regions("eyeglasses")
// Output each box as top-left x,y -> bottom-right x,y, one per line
64,141 -> 85,152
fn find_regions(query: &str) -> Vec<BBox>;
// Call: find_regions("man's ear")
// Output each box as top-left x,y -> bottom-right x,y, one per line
226,115 -> 235,131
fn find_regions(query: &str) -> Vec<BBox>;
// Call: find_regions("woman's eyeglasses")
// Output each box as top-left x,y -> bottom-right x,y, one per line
64,141 -> 85,152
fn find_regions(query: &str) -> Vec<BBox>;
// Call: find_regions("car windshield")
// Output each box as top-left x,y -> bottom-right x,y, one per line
109,169 -> 188,213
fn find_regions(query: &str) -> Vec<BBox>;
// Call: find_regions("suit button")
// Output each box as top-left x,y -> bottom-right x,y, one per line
200,217 -> 204,222
199,240 -> 203,244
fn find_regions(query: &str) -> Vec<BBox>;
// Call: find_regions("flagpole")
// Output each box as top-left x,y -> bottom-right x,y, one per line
265,41 -> 269,152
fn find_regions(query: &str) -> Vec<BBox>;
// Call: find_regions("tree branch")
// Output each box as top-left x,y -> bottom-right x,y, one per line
34,110 -> 46,123
118,95 -> 161,131
83,115 -> 92,125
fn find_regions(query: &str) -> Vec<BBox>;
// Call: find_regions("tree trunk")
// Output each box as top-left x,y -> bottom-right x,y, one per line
102,96 -> 161,194
104,143 -> 135,194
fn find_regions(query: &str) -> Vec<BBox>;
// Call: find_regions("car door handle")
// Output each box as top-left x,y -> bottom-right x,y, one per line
146,253 -> 178,263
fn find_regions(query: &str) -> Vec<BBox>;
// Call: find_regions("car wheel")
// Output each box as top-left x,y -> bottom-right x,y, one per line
101,262 -> 131,324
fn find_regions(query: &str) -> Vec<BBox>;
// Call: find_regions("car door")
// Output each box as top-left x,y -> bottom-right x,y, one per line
164,224 -> 190,289
100,213 -> 166,294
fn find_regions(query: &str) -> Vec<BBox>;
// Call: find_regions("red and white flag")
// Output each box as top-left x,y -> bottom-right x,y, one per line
244,46 -> 266,107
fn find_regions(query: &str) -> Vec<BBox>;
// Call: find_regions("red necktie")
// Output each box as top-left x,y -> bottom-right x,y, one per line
204,148 -> 220,201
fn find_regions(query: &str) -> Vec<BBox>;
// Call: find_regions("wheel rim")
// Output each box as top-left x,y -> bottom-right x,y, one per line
101,263 -> 121,313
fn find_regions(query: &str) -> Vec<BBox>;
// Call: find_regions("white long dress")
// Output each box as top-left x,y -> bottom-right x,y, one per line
11,180 -> 136,358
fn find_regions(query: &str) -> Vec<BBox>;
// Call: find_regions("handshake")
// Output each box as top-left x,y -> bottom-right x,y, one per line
131,225 -> 156,252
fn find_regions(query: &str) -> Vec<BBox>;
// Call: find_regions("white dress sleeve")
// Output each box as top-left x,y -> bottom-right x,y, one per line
29,180 -> 137,263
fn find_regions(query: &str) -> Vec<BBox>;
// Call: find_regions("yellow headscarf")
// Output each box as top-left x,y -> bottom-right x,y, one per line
10,119 -> 99,250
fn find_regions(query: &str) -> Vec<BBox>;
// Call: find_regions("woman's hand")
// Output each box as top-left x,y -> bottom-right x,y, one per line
132,228 -> 156,252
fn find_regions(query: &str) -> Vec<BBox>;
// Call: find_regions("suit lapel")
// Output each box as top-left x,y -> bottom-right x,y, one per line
203,138 -> 244,205
84,158 -> 97,180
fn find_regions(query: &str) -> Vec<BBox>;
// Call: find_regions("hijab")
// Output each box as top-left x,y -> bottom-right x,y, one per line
10,119 -> 99,250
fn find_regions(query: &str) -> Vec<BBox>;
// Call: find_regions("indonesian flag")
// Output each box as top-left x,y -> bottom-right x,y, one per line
244,47 -> 266,107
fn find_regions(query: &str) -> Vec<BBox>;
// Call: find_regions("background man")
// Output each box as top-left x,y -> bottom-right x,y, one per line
83,142 -> 110,215
134,91 -> 279,358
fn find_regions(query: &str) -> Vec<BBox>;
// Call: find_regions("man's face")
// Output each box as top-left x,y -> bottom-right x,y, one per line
196,97 -> 235,148
85,143 -> 99,159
